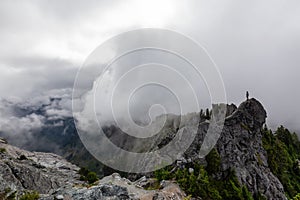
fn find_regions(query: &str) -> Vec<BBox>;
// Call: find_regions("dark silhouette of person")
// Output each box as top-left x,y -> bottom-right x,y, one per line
246,91 -> 249,100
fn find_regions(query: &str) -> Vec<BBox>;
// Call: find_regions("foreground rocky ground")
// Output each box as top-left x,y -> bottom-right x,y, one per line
0,139 -> 186,200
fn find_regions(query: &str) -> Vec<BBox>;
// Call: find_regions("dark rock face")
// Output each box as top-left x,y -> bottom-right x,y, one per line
124,98 -> 288,199
182,98 -> 286,199
216,99 -> 286,199
226,103 -> 237,117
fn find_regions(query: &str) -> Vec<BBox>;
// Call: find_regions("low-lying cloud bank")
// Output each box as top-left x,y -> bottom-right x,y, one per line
0,88 -> 73,148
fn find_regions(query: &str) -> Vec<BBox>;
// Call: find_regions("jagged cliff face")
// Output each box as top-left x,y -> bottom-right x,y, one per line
216,99 -> 286,199
183,99 -> 286,199
157,98 -> 285,199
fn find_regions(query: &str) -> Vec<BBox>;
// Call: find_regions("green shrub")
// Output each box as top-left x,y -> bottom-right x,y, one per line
78,167 -> 90,177
292,193 -> 300,200
154,167 -> 172,181
86,172 -> 98,184
242,186 -> 254,200
19,191 -> 39,200
79,175 -> 86,181
0,148 -> 6,153
154,163 -> 253,199
78,167 -> 98,184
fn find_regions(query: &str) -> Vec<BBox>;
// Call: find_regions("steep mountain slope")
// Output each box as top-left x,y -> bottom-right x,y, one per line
150,98 -> 288,199
214,99 -> 286,199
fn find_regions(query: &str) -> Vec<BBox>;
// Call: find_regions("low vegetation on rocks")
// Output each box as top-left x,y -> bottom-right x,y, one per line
153,124 -> 300,200
0,147 -> 6,153
78,167 -> 99,184
154,159 -> 255,199
19,191 -> 39,200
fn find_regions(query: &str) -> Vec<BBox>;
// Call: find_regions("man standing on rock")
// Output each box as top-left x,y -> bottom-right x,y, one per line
246,91 -> 249,100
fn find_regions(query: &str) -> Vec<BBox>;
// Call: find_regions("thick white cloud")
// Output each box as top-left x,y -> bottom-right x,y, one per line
0,0 -> 299,132
0,99 -> 45,146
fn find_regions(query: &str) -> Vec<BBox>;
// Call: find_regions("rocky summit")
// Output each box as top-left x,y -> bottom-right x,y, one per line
159,98 -> 287,199
216,99 -> 286,199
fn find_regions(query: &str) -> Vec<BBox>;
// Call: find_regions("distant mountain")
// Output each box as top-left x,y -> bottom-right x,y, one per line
0,97 -> 105,175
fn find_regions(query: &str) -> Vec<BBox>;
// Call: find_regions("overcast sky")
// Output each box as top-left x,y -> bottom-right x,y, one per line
0,0 -> 299,132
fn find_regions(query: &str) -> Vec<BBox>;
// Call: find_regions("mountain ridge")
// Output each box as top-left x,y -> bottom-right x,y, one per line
1,97 -> 300,199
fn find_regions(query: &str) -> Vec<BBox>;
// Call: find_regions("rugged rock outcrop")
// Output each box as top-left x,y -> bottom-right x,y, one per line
216,99 -> 286,199
0,139 -> 186,199
40,173 -> 185,200
181,98 -> 287,199
0,139 -> 81,196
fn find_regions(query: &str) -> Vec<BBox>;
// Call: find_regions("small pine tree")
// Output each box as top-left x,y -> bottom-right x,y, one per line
205,108 -> 210,120
205,148 -> 221,175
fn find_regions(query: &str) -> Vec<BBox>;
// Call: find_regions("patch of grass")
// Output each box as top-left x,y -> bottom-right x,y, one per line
183,195 -> 192,200
292,193 -> 300,200
145,180 -> 161,190
19,191 -> 39,200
